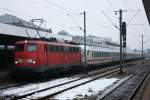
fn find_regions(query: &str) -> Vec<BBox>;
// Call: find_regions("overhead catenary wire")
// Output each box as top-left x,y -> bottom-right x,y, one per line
0,8 -> 35,19
121,0 -> 147,33
122,0 -> 150,45
2,0 -> 84,34
37,0 -> 114,35
122,0 -> 132,10
38,0 -> 74,14
107,0 -> 115,11
135,34 -> 149,52
126,10 -> 140,26
66,14 -> 84,31
37,0 -> 111,34
36,0 -> 85,33
123,0 -> 149,44
87,16 -> 115,32
102,11 -> 119,30
120,0 -> 149,45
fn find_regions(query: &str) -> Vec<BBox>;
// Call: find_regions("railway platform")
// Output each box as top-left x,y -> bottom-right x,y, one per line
0,67 -> 11,86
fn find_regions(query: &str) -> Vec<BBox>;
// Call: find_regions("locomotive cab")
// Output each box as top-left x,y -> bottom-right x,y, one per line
15,40 -> 39,67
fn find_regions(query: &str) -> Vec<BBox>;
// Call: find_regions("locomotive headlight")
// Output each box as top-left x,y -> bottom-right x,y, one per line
15,61 -> 18,64
32,61 -> 36,64
25,40 -> 28,43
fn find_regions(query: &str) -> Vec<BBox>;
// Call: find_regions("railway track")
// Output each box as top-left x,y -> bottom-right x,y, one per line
0,82 -> 29,90
128,70 -> 150,100
97,66 -> 146,100
0,60 -> 141,100
26,60 -> 141,100
23,69 -> 119,100
0,67 -> 120,100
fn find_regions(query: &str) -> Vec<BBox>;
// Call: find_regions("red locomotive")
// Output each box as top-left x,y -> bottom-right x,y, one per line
14,40 -> 81,75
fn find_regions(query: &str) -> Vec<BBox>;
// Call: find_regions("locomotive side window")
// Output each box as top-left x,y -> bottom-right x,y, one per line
48,45 -> 54,52
55,46 -> 59,52
64,47 -> 69,52
74,47 -> 79,52
76,48 -> 79,52
27,44 -> 37,52
69,47 -> 72,52
15,44 -> 24,52
60,46 -> 64,52
74,47 -> 76,52
49,46 -> 58,52
44,45 -> 48,52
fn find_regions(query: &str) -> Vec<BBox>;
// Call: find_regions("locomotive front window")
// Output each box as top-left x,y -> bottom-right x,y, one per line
15,44 -> 24,52
27,44 -> 37,52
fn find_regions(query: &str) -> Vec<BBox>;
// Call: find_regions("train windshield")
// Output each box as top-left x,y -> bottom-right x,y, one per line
27,44 -> 37,52
15,44 -> 24,52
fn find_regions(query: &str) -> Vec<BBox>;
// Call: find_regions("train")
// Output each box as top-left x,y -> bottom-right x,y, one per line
14,40 -> 141,76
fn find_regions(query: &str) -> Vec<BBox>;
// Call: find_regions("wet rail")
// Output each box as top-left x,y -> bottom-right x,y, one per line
97,66 -> 145,100
128,70 -> 150,100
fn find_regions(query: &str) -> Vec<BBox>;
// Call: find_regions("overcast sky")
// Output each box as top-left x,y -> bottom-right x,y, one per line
0,0 -> 150,50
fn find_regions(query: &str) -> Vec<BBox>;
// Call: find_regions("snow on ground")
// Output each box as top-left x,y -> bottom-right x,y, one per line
54,78 -> 119,100
0,77 -> 78,96
26,78 -> 90,99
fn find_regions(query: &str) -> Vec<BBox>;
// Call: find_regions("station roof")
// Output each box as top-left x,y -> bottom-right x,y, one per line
0,14 -> 50,46
0,14 -> 51,33
0,33 -> 27,45
142,0 -> 150,24
0,22 -> 72,46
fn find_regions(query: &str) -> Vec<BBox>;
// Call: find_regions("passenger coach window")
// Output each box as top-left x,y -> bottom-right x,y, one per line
15,44 -> 24,52
27,44 -> 37,52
